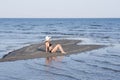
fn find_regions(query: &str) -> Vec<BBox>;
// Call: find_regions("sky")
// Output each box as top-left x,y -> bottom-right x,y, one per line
0,0 -> 120,18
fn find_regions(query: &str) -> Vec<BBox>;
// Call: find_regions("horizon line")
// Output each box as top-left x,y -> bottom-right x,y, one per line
0,17 -> 120,19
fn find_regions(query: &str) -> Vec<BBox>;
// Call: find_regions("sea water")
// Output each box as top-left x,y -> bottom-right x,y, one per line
0,18 -> 120,80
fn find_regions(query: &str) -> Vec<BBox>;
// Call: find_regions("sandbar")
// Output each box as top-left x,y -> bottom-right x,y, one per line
0,39 -> 105,62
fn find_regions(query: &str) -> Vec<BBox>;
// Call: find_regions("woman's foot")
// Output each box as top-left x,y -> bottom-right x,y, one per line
62,52 -> 66,54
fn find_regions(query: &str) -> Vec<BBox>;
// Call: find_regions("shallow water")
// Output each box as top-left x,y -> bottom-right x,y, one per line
0,46 -> 120,80
0,18 -> 120,80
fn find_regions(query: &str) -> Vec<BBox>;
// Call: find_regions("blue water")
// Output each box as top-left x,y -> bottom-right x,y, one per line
0,18 -> 120,80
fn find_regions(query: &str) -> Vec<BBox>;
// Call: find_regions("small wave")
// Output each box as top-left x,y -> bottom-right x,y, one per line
34,62 -> 67,72
101,67 -> 120,72
110,54 -> 120,58
0,31 -> 14,33
71,59 -> 85,63
46,24 -> 55,26
41,32 -> 75,35
90,24 -> 102,26
107,50 -> 120,54
84,62 -> 120,73
86,63 -> 99,68
69,67 -> 90,74
46,23 -> 63,26
0,75 -> 25,80
94,59 -> 120,67
69,66 -> 111,78
102,54 -> 120,59
31,24 -> 39,26
14,24 -> 23,27
91,50 -> 120,59
69,29 -> 85,32
56,22 -> 63,25
50,29 -> 58,31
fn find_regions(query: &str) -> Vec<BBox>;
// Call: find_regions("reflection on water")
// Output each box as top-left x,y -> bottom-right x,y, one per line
45,56 -> 64,65
44,56 -> 65,80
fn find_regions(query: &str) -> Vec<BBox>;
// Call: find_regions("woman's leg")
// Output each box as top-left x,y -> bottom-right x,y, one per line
51,44 -> 66,54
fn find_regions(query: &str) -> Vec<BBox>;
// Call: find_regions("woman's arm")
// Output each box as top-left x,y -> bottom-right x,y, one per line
45,42 -> 49,52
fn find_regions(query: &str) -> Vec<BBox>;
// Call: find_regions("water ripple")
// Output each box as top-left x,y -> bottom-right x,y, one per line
24,63 -> 80,80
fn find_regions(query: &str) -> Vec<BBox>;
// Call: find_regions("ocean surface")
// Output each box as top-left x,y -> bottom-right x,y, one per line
0,18 -> 120,80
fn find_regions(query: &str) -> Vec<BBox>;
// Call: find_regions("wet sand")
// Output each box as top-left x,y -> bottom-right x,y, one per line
0,39 -> 105,62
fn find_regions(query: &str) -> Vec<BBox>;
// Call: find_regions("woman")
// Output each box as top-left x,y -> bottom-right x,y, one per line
45,36 -> 66,54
